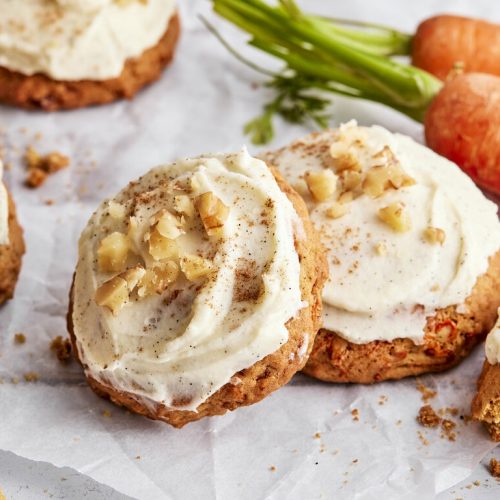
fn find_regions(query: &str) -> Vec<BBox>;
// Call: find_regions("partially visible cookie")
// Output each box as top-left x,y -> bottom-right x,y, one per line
472,312 -> 500,441
0,192 -> 25,305
266,122 -> 500,383
68,150 -> 327,427
0,13 -> 180,111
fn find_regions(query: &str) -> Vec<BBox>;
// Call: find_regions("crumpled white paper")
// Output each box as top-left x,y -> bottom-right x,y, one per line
0,0 -> 498,499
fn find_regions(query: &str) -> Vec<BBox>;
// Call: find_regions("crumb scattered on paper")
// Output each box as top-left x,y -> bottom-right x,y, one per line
50,336 -> 72,363
351,408 -> 359,421
14,333 -> 26,344
416,382 -> 437,402
24,145 -> 70,188
491,458 -> 500,478
417,405 -> 440,428
269,466 -> 276,472
23,372 -> 39,382
441,419 -> 457,441
102,410 -> 112,418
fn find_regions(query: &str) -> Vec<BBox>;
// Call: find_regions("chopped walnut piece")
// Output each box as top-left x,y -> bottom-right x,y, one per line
138,261 -> 179,297
378,203 -> 411,233
153,210 -> 183,239
180,254 -> 215,281
97,232 -> 129,273
340,170 -> 362,192
326,202 -> 349,219
338,191 -> 354,205
120,265 -> 146,290
374,242 -> 387,256
174,195 -> 195,218
362,163 -> 415,198
195,192 -> 230,235
95,276 -> 129,314
329,144 -> 361,172
304,170 -> 338,202
108,201 -> 127,220
423,226 -> 446,245
50,336 -> 72,363
147,228 -> 179,261
417,405 -> 441,428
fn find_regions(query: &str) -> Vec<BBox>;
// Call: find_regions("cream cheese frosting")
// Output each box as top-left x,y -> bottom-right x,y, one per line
268,122 -> 500,345
0,0 -> 176,81
486,311 -> 500,365
0,161 -> 9,245
72,149 -> 305,411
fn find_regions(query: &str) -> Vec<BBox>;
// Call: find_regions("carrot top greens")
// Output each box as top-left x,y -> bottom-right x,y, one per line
204,0 -> 442,144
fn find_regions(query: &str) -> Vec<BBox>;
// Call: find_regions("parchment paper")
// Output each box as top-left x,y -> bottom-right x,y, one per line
0,1 -> 498,498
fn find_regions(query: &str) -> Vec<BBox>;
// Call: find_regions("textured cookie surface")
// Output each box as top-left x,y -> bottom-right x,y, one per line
0,192 -> 25,305
0,14 -> 180,111
472,360 -> 500,441
68,168 -> 327,428
303,251 -> 500,383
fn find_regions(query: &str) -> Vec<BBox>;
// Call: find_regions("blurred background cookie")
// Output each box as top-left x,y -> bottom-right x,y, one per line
68,149 -> 327,427
0,0 -> 180,110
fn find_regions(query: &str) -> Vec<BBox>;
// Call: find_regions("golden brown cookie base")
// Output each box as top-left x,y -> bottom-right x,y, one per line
303,251 -> 500,383
0,14 -> 180,111
472,360 -> 500,441
0,192 -> 25,305
68,169 -> 328,428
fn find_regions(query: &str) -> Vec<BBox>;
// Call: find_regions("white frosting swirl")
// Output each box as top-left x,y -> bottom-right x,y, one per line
0,161 -> 9,245
0,0 -> 176,81
72,149 -> 305,411
486,311 -> 500,365
270,123 -> 500,345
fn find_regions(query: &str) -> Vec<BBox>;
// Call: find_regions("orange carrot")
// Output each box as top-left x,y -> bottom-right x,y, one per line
412,15 -> 500,80
425,73 -> 500,194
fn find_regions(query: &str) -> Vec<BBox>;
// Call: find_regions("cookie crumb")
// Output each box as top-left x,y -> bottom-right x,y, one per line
24,145 -> 70,188
0,487 -> 5,500
417,405 -> 441,428
23,372 -> 39,382
490,458 -> 500,478
14,332 -> 26,344
269,465 -> 276,472
50,336 -> 72,363
102,409 -> 112,418
135,455 -> 141,460
441,419 -> 457,441
378,395 -> 388,405
45,199 -> 55,206
416,382 -> 437,402
417,431 -> 429,446
313,432 -> 321,439
351,408 -> 360,421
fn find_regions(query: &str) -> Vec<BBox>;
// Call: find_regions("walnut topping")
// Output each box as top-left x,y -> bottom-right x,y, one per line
325,202 -> 349,219
362,162 -> 415,198
423,226 -> 446,245
378,203 -> 411,233
97,232 -> 130,273
340,170 -> 362,192
95,276 -> 130,315
174,195 -> 195,218
305,170 -> 338,202
329,142 -> 362,172
120,265 -> 146,290
337,191 -> 354,205
138,261 -> 179,297
147,228 -> 179,261
374,242 -> 387,256
180,254 -> 215,281
153,209 -> 183,239
108,201 -> 126,219
195,192 -> 230,235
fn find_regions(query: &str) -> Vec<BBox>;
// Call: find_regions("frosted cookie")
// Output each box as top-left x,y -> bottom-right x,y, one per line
472,312 -> 500,441
68,149 -> 327,427
0,162 -> 25,305
0,1 -> 180,110
266,122 -> 500,383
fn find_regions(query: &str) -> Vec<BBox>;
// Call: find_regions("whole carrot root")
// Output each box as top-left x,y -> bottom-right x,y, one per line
412,15 -> 500,80
425,73 -> 500,195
